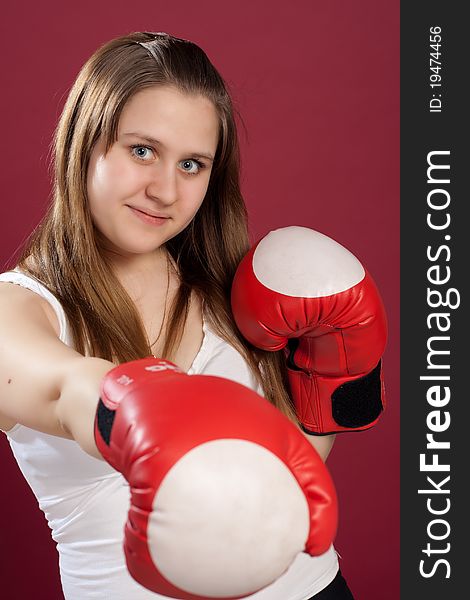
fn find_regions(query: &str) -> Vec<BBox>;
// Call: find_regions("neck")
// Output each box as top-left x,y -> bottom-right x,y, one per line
106,246 -> 173,300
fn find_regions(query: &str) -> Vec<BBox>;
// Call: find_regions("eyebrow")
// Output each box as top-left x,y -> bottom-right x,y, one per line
121,132 -> 215,162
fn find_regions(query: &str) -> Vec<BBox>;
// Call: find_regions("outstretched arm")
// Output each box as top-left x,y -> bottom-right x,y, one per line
0,281 -> 113,457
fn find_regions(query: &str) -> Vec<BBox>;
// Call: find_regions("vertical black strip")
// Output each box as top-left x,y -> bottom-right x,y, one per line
401,4 -> 467,598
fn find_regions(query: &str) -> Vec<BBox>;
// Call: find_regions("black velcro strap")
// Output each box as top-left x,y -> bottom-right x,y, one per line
331,361 -> 383,428
96,398 -> 116,446
286,338 -> 301,370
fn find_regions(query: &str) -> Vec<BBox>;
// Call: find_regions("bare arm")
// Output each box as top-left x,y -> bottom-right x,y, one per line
0,282 -> 114,459
56,356 -> 115,458
301,432 -> 336,462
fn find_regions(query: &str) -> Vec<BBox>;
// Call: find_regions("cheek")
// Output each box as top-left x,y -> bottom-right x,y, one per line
181,179 -> 210,217
88,153 -> 136,209
88,161 -> 119,203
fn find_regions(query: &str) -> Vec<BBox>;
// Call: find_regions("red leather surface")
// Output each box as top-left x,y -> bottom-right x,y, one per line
232,237 -> 388,433
95,358 -> 338,598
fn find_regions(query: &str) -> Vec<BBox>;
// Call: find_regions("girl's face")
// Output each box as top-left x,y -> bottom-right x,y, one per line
87,85 -> 219,259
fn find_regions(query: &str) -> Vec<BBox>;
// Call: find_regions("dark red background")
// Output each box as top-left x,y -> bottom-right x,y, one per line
0,1 -> 399,599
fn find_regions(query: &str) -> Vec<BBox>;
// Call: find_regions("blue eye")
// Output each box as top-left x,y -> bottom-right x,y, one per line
131,145 -> 154,161
179,159 -> 205,175
130,145 -> 206,175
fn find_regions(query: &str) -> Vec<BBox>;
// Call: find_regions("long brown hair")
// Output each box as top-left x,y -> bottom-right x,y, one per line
14,31 -> 298,424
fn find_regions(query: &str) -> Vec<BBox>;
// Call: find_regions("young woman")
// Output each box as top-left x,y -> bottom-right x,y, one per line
0,32 -> 356,599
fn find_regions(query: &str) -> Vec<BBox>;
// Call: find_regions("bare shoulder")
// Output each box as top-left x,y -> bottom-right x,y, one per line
0,279 -> 61,337
0,279 -> 79,435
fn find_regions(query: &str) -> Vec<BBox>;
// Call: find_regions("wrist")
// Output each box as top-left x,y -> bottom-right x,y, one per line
58,356 -> 116,459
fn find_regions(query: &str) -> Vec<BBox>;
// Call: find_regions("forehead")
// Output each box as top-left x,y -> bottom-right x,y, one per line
118,86 -> 219,151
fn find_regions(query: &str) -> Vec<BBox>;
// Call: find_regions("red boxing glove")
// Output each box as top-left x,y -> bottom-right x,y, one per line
231,226 -> 388,435
94,357 -> 337,600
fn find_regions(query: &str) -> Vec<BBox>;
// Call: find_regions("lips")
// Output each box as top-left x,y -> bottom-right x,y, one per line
129,206 -> 170,219
127,205 -> 171,228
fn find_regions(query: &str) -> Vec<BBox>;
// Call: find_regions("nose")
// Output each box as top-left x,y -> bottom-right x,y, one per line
145,161 -> 178,206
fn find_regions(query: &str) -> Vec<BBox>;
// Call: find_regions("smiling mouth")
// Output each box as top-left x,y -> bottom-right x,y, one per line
130,206 -> 170,219
127,206 -> 171,226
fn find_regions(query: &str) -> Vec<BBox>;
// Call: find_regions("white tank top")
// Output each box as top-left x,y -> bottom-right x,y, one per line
0,269 -> 338,600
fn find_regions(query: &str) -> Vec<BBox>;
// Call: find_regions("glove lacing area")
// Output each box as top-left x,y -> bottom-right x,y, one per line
286,339 -> 384,430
